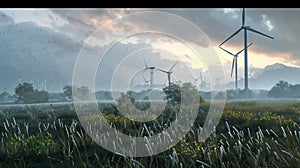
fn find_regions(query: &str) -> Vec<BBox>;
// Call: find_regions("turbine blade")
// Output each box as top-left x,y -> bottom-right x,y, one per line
246,27 -> 274,39
250,66 -> 254,77
242,8 -> 245,26
157,68 -> 168,73
219,46 -> 235,56
169,61 -> 178,72
231,57 -> 235,77
190,75 -> 196,80
236,42 -> 253,56
219,28 -> 242,46
143,56 -> 148,68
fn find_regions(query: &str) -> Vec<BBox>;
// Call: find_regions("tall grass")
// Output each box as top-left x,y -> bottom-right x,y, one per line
0,102 -> 299,167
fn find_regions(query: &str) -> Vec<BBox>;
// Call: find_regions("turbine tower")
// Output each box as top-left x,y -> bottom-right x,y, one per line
157,61 -> 178,87
142,75 -> 150,88
219,43 -> 253,90
219,8 -> 273,97
143,56 -> 155,88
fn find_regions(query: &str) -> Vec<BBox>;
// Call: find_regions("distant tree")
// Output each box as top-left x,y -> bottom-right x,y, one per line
63,85 -> 72,100
236,89 -> 254,99
63,85 -> 92,100
15,83 -> 35,103
163,82 -> 204,104
289,84 -> 300,98
268,80 -> 291,98
77,86 -> 92,100
215,91 -> 226,100
49,93 -> 66,102
0,92 -> 15,102
15,82 -> 49,103
163,83 -> 181,104
34,90 -> 49,103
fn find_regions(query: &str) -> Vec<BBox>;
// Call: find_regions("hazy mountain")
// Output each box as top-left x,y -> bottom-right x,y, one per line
227,63 -> 300,90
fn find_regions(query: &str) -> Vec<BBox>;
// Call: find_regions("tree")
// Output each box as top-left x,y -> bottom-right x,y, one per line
63,85 -> 72,100
15,82 -> 49,103
268,80 -> 291,98
63,85 -> 92,100
163,83 -> 181,104
0,92 -> 15,102
77,86 -> 92,100
163,82 -> 204,105
15,83 -> 35,103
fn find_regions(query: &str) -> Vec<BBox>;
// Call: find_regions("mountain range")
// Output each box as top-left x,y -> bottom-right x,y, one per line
226,63 -> 300,90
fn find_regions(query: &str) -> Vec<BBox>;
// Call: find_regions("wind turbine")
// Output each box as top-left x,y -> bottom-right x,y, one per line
191,71 -> 206,89
199,72 -> 209,90
142,75 -> 150,88
143,56 -> 156,88
219,8 -> 273,97
43,80 -> 48,91
219,43 -> 253,90
191,75 -> 201,88
215,76 -> 223,89
157,61 -> 178,87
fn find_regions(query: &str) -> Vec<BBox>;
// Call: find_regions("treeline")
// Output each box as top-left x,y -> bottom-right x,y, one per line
1,80 -> 300,103
268,80 -> 300,98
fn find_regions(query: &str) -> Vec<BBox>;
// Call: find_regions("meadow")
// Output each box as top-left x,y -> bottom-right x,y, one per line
0,101 -> 299,167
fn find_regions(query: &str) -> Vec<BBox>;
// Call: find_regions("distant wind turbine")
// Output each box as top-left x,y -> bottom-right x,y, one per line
157,61 -> 178,87
191,71 -> 207,90
219,8 -> 274,97
43,80 -> 48,91
191,75 -> 201,87
142,75 -> 150,88
219,43 -> 253,90
143,56 -> 156,88
199,72 -> 208,90
215,76 -> 223,89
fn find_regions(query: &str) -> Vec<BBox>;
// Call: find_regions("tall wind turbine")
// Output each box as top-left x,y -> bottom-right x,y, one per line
143,56 -> 156,88
219,8 -> 273,97
219,43 -> 253,90
157,61 -> 178,87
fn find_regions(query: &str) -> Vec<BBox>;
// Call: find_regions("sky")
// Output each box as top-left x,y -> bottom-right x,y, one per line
0,8 -> 299,93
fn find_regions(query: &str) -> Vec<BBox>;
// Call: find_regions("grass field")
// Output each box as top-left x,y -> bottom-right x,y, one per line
0,101 -> 299,167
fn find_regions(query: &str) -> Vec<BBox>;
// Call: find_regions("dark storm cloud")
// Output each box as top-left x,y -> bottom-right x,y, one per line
50,8 -> 300,63
161,8 -> 300,65
0,12 -> 14,25
52,9 -> 211,47
0,20 -> 83,92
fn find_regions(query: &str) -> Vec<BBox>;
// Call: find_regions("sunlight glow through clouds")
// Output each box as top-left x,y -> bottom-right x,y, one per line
216,44 -> 298,69
151,40 -> 209,70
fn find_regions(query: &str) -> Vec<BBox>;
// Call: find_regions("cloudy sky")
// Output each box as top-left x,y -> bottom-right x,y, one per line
0,8 -> 299,93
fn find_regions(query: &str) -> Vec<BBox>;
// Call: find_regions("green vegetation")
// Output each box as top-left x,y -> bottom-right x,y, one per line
15,82 -> 49,103
0,100 -> 299,167
268,80 -> 300,98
